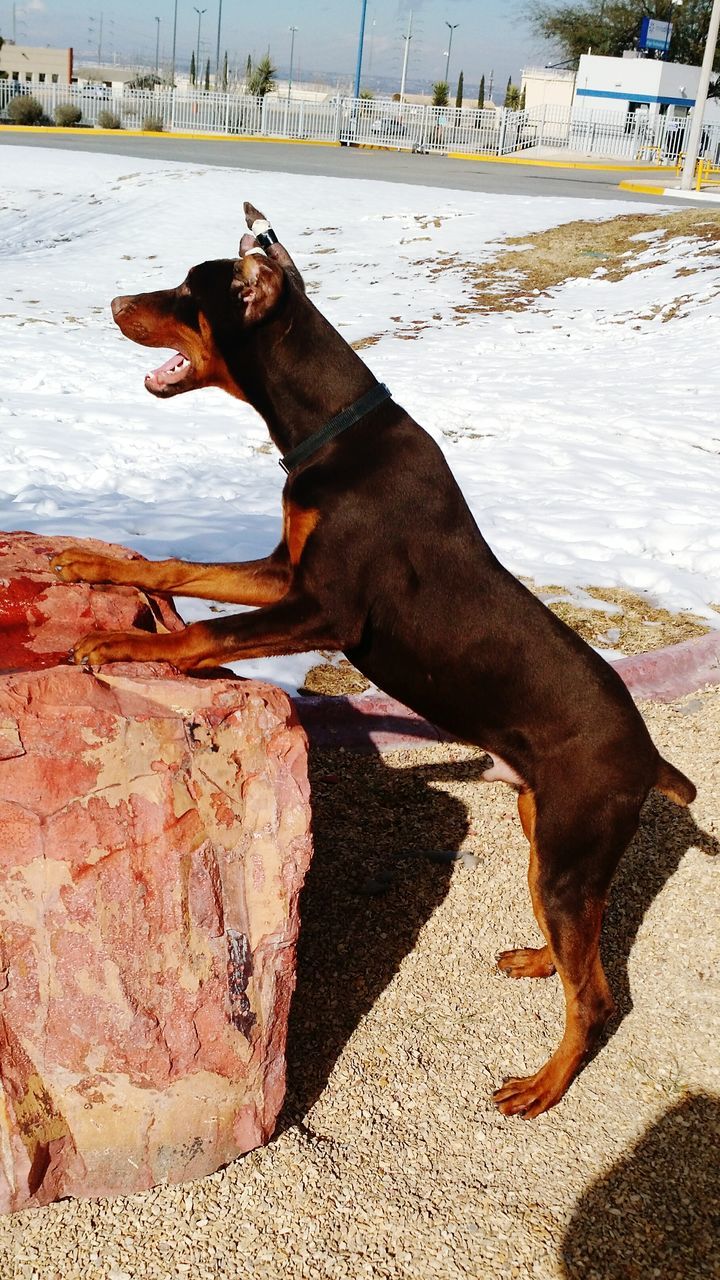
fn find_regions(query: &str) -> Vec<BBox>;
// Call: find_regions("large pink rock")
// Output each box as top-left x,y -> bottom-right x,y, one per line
0,537 -> 312,1211
0,532 -> 183,674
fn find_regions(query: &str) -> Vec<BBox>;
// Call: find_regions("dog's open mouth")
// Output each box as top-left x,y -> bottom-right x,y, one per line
145,351 -> 192,395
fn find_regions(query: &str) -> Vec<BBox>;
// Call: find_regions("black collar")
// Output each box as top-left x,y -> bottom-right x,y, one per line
279,383 -> 392,474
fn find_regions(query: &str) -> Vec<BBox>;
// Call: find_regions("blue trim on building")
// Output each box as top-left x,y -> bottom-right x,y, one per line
576,88 -> 694,106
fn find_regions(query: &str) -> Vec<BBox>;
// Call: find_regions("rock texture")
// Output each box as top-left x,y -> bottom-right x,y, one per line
0,536 -> 312,1211
0,532 -> 183,674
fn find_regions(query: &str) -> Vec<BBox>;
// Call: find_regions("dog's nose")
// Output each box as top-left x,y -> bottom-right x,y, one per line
111,295 -> 132,318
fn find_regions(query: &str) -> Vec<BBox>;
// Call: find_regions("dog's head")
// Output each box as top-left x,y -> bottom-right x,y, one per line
111,210 -> 294,400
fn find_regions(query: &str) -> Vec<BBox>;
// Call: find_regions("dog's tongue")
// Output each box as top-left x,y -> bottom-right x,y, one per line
147,351 -> 191,387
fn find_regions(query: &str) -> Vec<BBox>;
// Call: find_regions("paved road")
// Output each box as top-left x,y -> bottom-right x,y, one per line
0,129 -> 689,204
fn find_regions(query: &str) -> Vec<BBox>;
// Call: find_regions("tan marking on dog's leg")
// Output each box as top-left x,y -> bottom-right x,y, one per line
497,793 -> 555,980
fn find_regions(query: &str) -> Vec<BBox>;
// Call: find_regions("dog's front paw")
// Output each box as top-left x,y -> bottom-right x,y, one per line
51,550 -> 119,585
70,630 -> 143,667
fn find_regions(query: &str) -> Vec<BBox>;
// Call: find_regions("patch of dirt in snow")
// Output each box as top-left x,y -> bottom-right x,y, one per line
435,209 -> 720,316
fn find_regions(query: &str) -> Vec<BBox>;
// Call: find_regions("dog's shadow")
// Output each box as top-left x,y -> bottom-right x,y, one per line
281,710 -> 718,1127
280,712 -> 479,1130
600,790 -> 719,1047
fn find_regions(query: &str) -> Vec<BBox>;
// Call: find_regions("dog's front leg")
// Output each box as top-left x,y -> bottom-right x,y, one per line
51,547 -> 291,606
69,593 -> 341,671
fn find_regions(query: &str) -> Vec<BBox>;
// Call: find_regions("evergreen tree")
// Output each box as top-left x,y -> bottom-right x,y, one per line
222,50 -> 228,90
504,74 -> 512,105
519,84 -> 526,110
455,69 -> 464,109
245,54 -> 252,85
478,74 -> 485,109
190,50 -> 196,86
204,57 -> 210,90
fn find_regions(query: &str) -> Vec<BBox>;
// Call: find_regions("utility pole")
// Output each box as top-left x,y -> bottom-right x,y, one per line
97,12 -> 104,63
444,21 -> 458,85
680,0 -> 720,189
214,0 -> 223,87
400,10 -> 413,101
154,16 -> 160,75
194,7 -> 207,86
170,0 -> 178,86
353,0 -> 368,99
287,25 -> 298,103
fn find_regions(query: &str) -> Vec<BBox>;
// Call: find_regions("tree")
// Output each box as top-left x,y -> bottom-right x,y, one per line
222,50 -> 228,90
204,57 -> 210,90
456,69 -> 464,108
359,87 -> 374,98
247,52 -> 276,97
128,73 -> 161,89
478,74 -> 485,108
504,77 -> 521,108
190,50 -> 196,86
432,80 -> 449,106
530,0 -> 720,71
519,84 -> 526,109
245,53 -> 252,84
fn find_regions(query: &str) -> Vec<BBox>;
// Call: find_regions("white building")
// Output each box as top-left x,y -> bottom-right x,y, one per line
574,53 -> 720,121
521,67 -> 575,111
0,42 -> 72,86
523,55 -> 720,124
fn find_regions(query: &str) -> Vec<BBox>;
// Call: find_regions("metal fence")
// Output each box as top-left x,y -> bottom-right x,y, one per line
2,80 -> 720,166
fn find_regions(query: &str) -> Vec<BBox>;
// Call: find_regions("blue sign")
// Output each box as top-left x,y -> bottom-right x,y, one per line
639,17 -> 673,51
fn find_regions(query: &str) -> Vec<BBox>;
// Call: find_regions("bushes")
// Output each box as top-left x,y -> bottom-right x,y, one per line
6,94 -> 44,126
97,109 -> 122,129
54,103 -> 83,127
142,114 -> 164,132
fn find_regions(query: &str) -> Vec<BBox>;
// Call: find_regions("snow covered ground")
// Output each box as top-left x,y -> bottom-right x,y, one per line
1,146 -> 718,691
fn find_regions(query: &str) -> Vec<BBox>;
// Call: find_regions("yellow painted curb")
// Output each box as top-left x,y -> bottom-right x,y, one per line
618,179 -> 667,194
0,124 -> 340,146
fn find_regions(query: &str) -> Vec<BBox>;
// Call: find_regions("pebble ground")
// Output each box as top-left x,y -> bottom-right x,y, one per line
3,689 -> 718,1280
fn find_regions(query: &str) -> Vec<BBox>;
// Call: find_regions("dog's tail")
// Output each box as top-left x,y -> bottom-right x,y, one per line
654,756 -> 696,806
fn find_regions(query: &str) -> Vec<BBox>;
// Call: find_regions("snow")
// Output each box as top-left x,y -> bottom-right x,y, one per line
1,146 -> 718,691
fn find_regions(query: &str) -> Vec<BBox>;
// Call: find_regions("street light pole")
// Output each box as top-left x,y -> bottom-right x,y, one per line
353,0 -> 368,99
170,0 -> 178,87
444,22 -> 458,85
287,26 -> 298,103
680,0 -> 720,189
400,11 -> 413,102
154,16 -> 160,76
214,0 -> 223,87
194,6 -> 207,86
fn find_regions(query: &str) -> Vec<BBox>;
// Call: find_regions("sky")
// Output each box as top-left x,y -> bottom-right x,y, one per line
1,1 -> 552,96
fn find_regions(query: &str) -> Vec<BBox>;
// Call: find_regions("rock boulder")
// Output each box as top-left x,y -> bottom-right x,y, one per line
0,535 -> 312,1210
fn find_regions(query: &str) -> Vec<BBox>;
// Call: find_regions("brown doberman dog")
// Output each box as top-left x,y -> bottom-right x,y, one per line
52,202 -> 696,1118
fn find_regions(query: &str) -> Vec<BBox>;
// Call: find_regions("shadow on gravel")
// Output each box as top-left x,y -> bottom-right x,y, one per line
562,1093 -> 720,1279
280,713 -> 481,1129
601,791 -> 719,1040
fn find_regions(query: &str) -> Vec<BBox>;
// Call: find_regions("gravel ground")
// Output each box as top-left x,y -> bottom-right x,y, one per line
3,688 -> 719,1280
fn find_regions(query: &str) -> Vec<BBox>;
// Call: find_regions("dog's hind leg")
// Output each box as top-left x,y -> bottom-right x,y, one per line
497,792 -> 555,979
494,793 -> 640,1117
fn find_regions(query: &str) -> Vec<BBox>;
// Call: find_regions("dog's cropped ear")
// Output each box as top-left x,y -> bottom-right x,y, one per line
232,250 -> 284,325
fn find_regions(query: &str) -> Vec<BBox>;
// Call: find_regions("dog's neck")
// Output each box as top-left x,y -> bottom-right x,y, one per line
230,292 -> 380,459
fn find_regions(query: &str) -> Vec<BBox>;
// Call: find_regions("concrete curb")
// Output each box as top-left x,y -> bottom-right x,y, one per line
619,178 -> 720,202
294,630 -> 720,752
